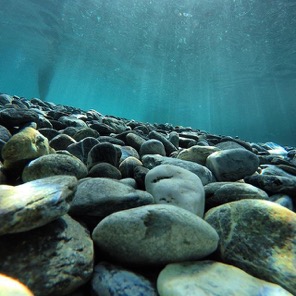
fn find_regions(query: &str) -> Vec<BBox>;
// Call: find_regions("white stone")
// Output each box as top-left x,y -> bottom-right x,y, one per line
145,164 -> 205,217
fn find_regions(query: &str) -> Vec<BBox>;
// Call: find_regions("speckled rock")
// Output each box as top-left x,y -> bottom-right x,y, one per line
157,260 -> 292,296
204,181 -> 269,210
0,215 -> 94,296
139,139 -> 166,157
119,156 -> 143,178
69,177 -> 153,219
0,274 -> 34,296
177,145 -> 220,165
2,127 -> 54,170
142,154 -> 214,185
91,262 -> 157,296
206,148 -> 259,181
0,175 -> 77,235
22,153 -> 88,182
88,162 -> 122,179
92,204 -> 219,265
205,199 -> 296,294
145,164 -> 205,217
87,142 -> 121,169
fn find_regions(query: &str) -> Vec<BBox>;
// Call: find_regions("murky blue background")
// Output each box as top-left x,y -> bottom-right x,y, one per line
0,0 -> 295,145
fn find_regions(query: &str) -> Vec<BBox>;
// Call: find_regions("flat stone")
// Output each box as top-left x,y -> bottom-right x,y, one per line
0,175 -> 77,235
206,148 -> 259,181
205,199 -> 296,294
2,127 -> 54,170
69,177 -> 153,219
91,262 -> 157,296
157,260 -> 292,296
177,145 -> 220,166
92,204 -> 219,265
0,215 -> 94,296
142,154 -> 214,185
22,153 -> 88,182
204,181 -> 269,210
145,164 -> 205,217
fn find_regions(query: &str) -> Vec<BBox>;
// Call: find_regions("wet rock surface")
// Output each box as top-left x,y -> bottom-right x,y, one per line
0,93 -> 295,295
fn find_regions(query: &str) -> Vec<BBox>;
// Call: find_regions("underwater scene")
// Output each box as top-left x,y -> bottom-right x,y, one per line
0,0 -> 296,145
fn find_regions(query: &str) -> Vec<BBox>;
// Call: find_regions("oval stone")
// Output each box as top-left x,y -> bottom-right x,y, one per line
92,204 -> 219,265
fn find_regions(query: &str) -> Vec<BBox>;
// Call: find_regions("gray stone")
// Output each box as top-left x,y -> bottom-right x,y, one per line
0,215 -> 94,296
204,181 -> 269,210
119,156 -> 143,178
148,130 -> 177,155
91,262 -> 157,296
59,115 -> 88,128
142,154 -> 214,185
206,148 -> 259,181
69,177 -> 153,219
92,204 -> 219,265
72,127 -> 99,141
22,153 -> 88,181
102,117 -> 130,133
145,164 -> 205,217
126,132 -> 146,151
205,199 -> 296,294
49,133 -> 76,151
118,145 -> 140,162
157,260 -> 292,296
0,175 -> 77,235
139,139 -> 166,157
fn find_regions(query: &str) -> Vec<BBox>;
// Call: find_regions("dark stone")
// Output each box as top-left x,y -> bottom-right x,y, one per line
126,132 -> 146,151
134,165 -> 149,190
148,130 -> 177,155
98,136 -> 125,146
88,162 -> 122,179
73,128 -> 99,142
0,125 -> 12,142
89,122 -> 115,135
0,107 -> 39,127
49,134 -> 76,151
38,128 -> 60,141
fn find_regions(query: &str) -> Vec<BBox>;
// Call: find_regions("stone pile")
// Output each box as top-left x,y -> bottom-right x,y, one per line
0,93 -> 295,295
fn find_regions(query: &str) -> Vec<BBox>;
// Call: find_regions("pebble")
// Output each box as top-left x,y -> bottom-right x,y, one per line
205,199 -> 296,294
139,139 -> 166,157
142,154 -> 215,185
145,164 -> 205,217
119,156 -> 143,178
0,107 -> 39,127
157,260 -> 292,296
91,262 -> 157,296
0,124 -> 12,142
49,133 -> 76,150
206,148 -> 259,181
0,215 -> 94,296
126,132 -> 146,151
69,177 -> 154,219
88,162 -> 122,179
22,153 -> 88,181
0,175 -> 77,235
72,127 -> 99,141
92,204 -> 219,265
148,130 -> 177,155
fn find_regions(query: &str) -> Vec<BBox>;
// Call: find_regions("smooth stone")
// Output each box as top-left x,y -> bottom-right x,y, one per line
245,174 -> 296,197
67,137 -> 99,164
88,162 -> 122,179
0,124 -> 12,142
69,177 -> 153,219
142,154 -> 214,185
119,156 -> 143,178
205,199 -> 296,294
0,215 -> 93,296
206,148 -> 259,181
99,136 -> 125,146
59,115 -> 88,128
62,126 -> 79,137
139,139 -> 166,157
260,164 -> 295,177
177,145 -> 220,165
22,153 -> 88,182
2,127 -> 54,170
87,142 -> 121,169
0,93 -> 12,105
92,204 -> 219,265
270,194 -> 295,211
38,128 -> 60,141
72,127 -> 99,141
91,262 -> 157,296
204,181 -> 269,210
118,145 -> 140,162
126,132 -> 146,151
90,122 -> 115,135
148,130 -> 177,155
49,133 -> 76,151
168,131 -> 179,149
134,166 -> 150,190
102,117 -> 130,133
0,108 -> 39,127
157,260 -> 292,296
0,274 -> 34,296
145,164 -> 205,217
215,140 -> 247,150
0,175 -> 77,235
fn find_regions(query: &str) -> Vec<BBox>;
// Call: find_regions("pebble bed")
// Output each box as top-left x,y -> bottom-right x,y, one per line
0,93 -> 295,296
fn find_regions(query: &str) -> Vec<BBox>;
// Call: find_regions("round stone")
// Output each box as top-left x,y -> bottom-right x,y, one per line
139,139 -> 166,157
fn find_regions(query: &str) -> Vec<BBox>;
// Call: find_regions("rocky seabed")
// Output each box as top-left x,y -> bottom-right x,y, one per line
0,93 -> 295,296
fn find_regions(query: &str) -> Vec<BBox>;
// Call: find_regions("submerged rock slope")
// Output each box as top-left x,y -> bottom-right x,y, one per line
0,93 -> 295,295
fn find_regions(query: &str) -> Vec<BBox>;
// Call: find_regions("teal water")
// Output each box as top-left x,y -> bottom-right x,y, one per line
0,0 -> 295,145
